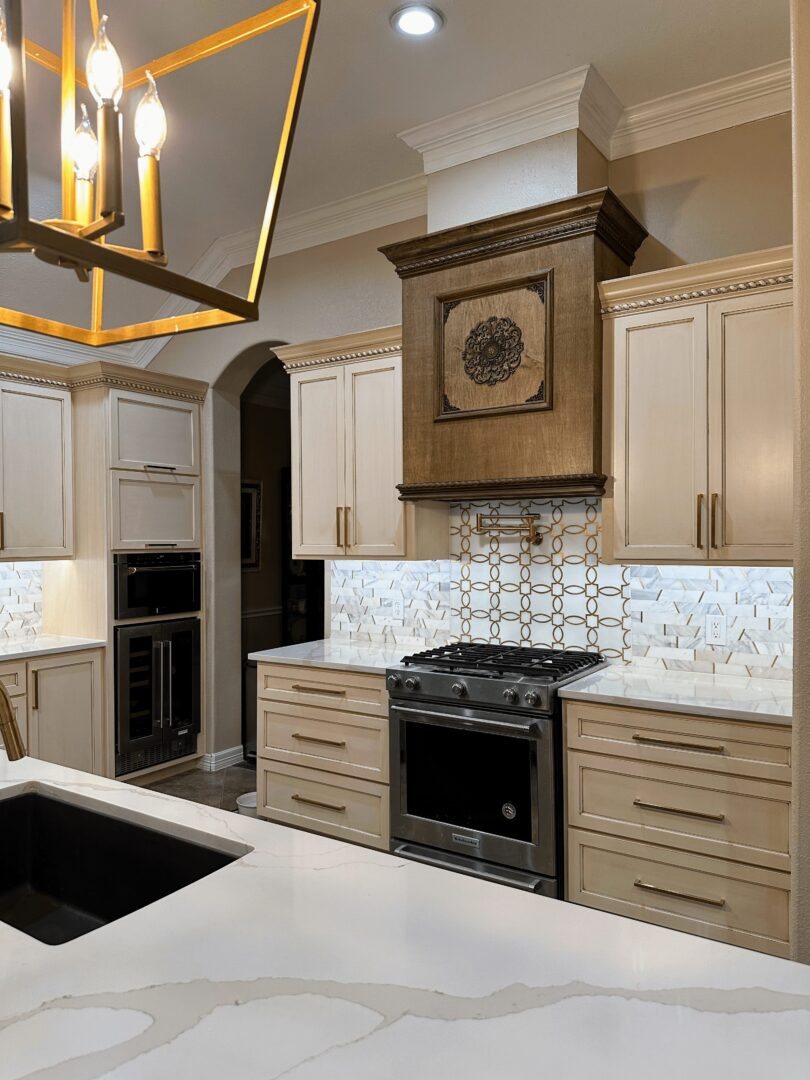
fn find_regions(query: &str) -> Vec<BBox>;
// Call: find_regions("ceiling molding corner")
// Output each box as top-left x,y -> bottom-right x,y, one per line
611,58 -> 791,159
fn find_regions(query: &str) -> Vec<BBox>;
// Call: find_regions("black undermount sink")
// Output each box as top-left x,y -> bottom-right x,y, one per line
0,791 -> 241,946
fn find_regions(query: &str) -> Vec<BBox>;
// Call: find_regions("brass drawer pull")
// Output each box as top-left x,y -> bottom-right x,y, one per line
291,732 -> 347,749
291,793 -> 346,813
634,879 -> 726,909
633,798 -> 726,823
632,734 -> 725,755
290,684 -> 347,697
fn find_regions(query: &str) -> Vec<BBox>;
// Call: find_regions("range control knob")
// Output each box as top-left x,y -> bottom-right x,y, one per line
387,674 -> 402,691
404,677 -> 421,692
502,687 -> 519,705
524,690 -> 541,708
451,681 -> 467,698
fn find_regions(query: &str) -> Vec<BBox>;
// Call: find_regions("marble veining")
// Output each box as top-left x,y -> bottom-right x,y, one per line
0,634 -> 106,662
2,756 -> 810,1078
249,638 -> 430,674
559,661 -> 792,723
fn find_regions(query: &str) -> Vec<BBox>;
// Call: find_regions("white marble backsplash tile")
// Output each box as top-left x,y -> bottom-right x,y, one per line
329,504 -> 793,678
0,562 -> 43,639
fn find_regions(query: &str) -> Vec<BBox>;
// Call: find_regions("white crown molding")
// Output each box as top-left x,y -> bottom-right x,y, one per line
399,65 -> 623,173
611,59 -> 791,159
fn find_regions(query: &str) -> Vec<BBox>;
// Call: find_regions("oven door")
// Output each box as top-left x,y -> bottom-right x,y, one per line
390,702 -> 558,877
115,555 -> 201,619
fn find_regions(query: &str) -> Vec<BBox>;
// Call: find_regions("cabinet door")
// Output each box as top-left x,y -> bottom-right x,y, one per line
290,367 -> 346,557
109,390 -> 200,475
115,624 -> 163,757
708,291 -> 793,563
344,355 -> 405,557
0,383 -> 73,558
111,470 -> 201,550
611,306 -> 708,562
162,618 -> 201,740
28,651 -> 103,774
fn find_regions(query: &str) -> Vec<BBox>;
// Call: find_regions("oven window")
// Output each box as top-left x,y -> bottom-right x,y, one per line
404,720 -> 533,842
124,566 -> 198,616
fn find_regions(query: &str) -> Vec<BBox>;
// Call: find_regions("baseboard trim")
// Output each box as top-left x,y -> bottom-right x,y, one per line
198,745 -> 245,772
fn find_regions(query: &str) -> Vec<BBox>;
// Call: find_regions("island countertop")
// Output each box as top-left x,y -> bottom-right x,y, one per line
1,754 -> 810,1078
560,662 -> 792,725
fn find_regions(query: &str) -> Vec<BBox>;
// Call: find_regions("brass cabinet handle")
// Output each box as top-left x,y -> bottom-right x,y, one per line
633,798 -> 726,823
0,511 -> 5,551
711,493 -> 720,549
336,506 -> 343,548
344,505 -> 352,549
291,793 -> 346,813
632,734 -> 725,755
291,683 -> 347,697
144,464 -> 177,472
31,669 -> 39,711
696,493 -> 704,549
634,879 -> 726,909
291,732 -> 347,749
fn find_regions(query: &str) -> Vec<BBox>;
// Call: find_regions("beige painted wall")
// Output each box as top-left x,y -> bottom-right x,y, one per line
791,0 -> 809,963
609,113 -> 793,272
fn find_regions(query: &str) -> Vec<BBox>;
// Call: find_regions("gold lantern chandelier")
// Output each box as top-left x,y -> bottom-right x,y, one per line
0,0 -> 319,346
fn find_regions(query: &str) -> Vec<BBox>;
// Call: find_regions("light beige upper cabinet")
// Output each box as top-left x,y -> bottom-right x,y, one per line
0,382 -> 73,559
27,650 -> 104,774
602,247 -> 793,565
111,470 -> 201,551
109,389 -> 200,475
281,327 -> 448,561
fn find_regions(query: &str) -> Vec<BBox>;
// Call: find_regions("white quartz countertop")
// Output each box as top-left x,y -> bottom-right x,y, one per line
2,754 -> 810,1078
0,634 -> 106,662
560,662 -> 792,724
249,638 -> 425,674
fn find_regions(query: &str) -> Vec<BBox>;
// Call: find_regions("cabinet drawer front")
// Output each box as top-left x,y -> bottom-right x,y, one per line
0,661 -> 27,697
568,829 -> 790,956
565,701 -> 791,782
568,752 -> 790,870
110,390 -> 200,474
111,471 -> 201,551
258,663 -> 387,717
260,700 -> 388,781
259,762 -> 389,850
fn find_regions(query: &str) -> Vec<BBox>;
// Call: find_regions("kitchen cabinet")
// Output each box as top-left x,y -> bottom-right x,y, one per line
26,650 -> 104,775
0,382 -> 73,559
281,327 -> 448,560
256,660 -> 390,851
109,389 -> 200,475
110,470 -> 201,551
602,247 -> 793,564
564,698 -> 792,957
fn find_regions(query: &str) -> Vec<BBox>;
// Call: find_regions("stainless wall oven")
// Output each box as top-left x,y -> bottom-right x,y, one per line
114,552 -> 201,620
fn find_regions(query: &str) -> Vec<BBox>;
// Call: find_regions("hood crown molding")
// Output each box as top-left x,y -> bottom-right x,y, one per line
399,65 -> 622,172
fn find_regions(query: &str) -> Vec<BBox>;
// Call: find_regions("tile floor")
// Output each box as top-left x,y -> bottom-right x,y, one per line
146,759 -> 256,812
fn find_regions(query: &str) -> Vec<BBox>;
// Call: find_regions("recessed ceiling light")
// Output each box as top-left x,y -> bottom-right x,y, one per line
390,4 -> 445,37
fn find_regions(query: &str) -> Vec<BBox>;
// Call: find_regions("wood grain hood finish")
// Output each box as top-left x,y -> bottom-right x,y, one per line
380,188 -> 647,502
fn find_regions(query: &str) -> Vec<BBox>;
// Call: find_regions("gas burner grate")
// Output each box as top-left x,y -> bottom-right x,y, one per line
400,643 -> 604,681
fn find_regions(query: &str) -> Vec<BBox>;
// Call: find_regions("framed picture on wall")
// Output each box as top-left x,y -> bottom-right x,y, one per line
241,480 -> 262,571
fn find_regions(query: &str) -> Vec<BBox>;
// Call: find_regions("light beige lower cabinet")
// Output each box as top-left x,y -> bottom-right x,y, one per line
256,662 -> 390,850
564,699 -> 792,957
0,651 -> 105,774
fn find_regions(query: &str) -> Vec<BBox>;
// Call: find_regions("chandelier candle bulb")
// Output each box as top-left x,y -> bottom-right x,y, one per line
135,71 -> 167,258
87,15 -> 124,221
72,103 -> 98,226
0,11 -> 12,213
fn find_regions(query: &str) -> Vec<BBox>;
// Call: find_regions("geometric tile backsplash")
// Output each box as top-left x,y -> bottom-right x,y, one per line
0,562 -> 43,638
330,499 -> 793,679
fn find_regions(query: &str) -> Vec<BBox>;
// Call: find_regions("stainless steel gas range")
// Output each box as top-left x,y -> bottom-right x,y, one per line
387,644 -> 606,896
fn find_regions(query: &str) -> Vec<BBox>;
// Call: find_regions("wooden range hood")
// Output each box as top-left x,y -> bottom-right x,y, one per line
380,188 -> 647,502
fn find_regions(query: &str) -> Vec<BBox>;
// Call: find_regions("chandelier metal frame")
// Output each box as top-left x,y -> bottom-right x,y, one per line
0,0 -> 319,346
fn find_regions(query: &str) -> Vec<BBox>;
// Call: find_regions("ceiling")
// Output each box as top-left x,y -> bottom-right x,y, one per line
0,0 -> 791,348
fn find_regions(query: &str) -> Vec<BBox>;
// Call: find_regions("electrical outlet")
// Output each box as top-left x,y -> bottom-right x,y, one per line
705,614 -> 728,647
391,599 -> 404,621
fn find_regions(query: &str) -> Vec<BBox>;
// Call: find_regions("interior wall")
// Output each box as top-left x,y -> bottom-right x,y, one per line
609,113 -> 793,272
791,0 -> 809,963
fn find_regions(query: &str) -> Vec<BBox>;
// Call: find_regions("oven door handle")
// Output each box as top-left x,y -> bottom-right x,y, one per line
390,703 -> 540,737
